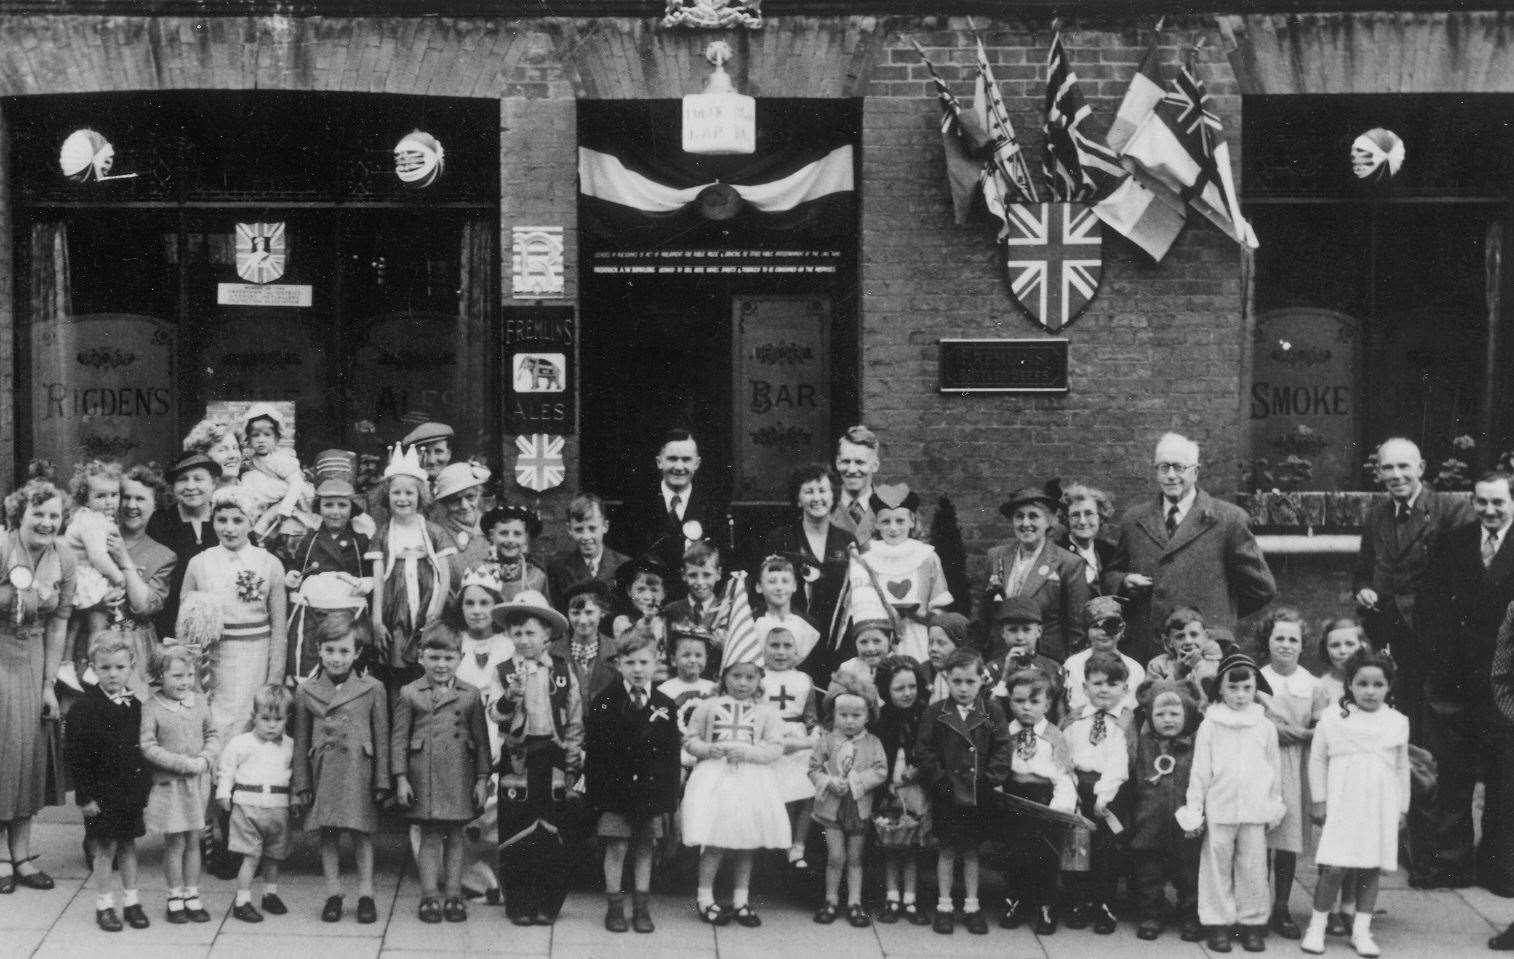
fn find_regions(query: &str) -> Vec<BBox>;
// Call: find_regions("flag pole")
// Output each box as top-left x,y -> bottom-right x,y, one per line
846,543 -> 904,638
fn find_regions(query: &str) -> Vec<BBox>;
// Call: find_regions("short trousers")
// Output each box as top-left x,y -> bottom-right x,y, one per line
228,803 -> 291,861
597,812 -> 665,840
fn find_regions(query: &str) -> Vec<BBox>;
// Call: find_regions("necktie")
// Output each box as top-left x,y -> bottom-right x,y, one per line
1165,503 -> 1180,537
588,558 -> 598,578
1396,503 -> 1411,522
1485,530 -> 1499,568
108,693 -> 131,706
668,493 -> 682,524
473,648 -> 489,671
1090,710 -> 1107,746
848,498 -> 864,525
630,686 -> 646,711
1015,727 -> 1037,760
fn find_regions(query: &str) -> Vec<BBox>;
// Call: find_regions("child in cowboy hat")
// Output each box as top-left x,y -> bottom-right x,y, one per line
488,591 -> 584,925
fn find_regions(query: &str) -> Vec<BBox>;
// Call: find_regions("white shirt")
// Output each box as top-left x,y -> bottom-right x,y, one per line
1006,718 -> 1076,811
1164,487 -> 1198,529
661,481 -> 692,519
1063,705 -> 1131,803
1485,522 -> 1511,561
217,732 -> 293,808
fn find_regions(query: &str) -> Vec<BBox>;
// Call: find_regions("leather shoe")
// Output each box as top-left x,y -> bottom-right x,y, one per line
232,901 -> 264,923
1033,905 -> 1058,936
932,908 -> 955,934
96,907 -> 123,932
122,904 -> 150,929
1270,908 -> 1301,939
1137,918 -> 1163,940
1180,917 -> 1205,942
321,895 -> 344,923
961,909 -> 986,934
443,897 -> 467,922
605,893 -> 629,933
1241,926 -> 1267,952
1490,923 -> 1514,950
261,893 -> 287,915
14,867 -> 53,890
356,896 -> 377,924
509,912 -> 535,926
0,872 -> 13,895
631,893 -> 655,934
418,897 -> 442,924
1207,927 -> 1233,953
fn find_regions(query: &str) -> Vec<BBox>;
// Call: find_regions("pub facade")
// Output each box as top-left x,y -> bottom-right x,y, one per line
1,2 -> 1509,626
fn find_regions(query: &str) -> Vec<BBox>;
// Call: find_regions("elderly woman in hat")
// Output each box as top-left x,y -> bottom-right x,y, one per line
430,462 -> 493,586
367,445 -> 455,689
981,487 -> 1090,663
148,450 -> 223,639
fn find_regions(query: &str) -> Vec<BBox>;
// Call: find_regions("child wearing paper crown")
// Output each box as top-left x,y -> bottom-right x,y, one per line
845,483 -> 951,664
1176,653 -> 1285,954
1129,677 -> 1205,943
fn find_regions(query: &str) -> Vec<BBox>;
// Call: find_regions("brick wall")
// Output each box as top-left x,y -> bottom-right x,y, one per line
860,19 -> 1247,582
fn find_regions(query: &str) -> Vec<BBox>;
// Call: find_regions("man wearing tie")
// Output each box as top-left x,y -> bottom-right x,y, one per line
1103,432 -> 1276,665
830,425 -> 881,546
1353,437 -> 1473,742
615,429 -> 728,596
547,494 -> 627,610
1418,472 -> 1514,895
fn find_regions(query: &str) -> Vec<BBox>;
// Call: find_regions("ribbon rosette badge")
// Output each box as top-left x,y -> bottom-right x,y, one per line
234,569 -> 268,603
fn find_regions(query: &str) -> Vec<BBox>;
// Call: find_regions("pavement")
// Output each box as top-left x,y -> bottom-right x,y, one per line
3,804 -> 1510,958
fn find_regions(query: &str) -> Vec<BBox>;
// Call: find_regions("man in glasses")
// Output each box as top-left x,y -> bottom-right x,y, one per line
1103,432 -> 1276,663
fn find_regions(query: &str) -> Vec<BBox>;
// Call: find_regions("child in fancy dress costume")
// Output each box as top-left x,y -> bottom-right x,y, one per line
845,484 -> 950,665
682,658 -> 791,927
761,625 -> 820,872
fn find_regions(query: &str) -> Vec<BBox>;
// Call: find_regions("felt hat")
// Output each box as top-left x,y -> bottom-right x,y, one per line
993,596 -> 1043,624
492,589 -> 568,637
1214,652 -> 1272,696
401,421 -> 454,448
868,482 -> 920,515
926,611 -> 972,649
167,450 -> 222,482
999,486 -> 1060,520
481,503 -> 542,539
434,462 -> 491,502
615,553 -> 671,592
564,579 -> 615,610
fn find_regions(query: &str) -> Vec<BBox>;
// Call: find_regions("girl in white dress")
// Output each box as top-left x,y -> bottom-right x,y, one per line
1301,649 -> 1408,958
682,659 -> 790,927
1257,608 -> 1317,940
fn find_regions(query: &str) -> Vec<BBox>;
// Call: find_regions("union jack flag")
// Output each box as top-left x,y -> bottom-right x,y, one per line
715,570 -> 762,672
513,434 -> 565,492
1003,202 -> 1103,332
1042,33 -> 1125,203
974,37 -> 1039,235
1160,67 -> 1223,199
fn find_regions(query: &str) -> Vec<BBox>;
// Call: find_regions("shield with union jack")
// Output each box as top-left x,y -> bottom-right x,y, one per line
513,434 -> 565,492
1002,202 -> 1103,332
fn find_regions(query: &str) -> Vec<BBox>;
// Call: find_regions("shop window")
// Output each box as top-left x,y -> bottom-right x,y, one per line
1244,94 -> 1514,491
8,91 -> 498,481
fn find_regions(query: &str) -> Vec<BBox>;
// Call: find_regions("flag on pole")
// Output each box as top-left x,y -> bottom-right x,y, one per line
911,40 -> 993,225
1041,32 -> 1185,261
716,570 -> 762,671
1107,36 -> 1167,153
1121,64 -> 1258,249
973,37 -> 1039,234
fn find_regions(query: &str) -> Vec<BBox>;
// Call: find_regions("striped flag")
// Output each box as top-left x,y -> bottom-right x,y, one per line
911,40 -> 992,225
1042,33 -> 1184,262
973,37 -> 1039,235
1107,36 -> 1167,153
716,570 -> 762,671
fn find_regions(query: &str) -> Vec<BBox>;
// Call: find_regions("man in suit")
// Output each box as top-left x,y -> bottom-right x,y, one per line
613,429 -> 728,596
546,493 -> 628,611
830,425 -> 880,546
1103,432 -> 1276,665
1417,472 -> 1514,894
1354,437 -> 1473,742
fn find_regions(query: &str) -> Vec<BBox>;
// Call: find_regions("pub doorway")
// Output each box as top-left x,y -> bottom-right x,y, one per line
577,99 -> 861,544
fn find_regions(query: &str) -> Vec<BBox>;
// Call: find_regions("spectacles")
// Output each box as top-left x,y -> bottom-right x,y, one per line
1154,462 -> 1197,475
1092,617 -> 1124,633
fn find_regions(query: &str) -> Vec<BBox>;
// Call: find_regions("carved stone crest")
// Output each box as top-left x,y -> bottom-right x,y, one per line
663,0 -> 761,30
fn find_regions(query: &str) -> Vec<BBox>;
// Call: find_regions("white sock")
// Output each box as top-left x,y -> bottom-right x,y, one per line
963,897 -> 980,914
697,887 -> 714,909
937,897 -> 954,913
1354,913 -> 1373,935
234,890 -> 252,907
168,888 -> 186,910
732,887 -> 749,909
97,893 -> 116,910
885,890 -> 900,904
184,885 -> 201,905
264,883 -> 278,896
902,892 -> 916,905
123,889 -> 140,907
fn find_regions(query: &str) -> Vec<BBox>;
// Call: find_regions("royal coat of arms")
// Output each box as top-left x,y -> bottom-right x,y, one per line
1002,203 -> 1102,332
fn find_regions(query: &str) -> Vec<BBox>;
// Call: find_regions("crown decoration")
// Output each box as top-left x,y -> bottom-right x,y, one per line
382,443 -> 427,484
459,564 -> 506,597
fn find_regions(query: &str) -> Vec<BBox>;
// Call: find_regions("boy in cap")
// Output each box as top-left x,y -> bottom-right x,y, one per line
1062,596 -> 1145,717
985,598 -> 1065,723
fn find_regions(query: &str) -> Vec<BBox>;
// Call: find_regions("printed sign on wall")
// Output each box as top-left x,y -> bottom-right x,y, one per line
1250,308 -> 1362,491
503,305 -> 576,435
731,296 -> 831,502
30,313 -> 177,474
